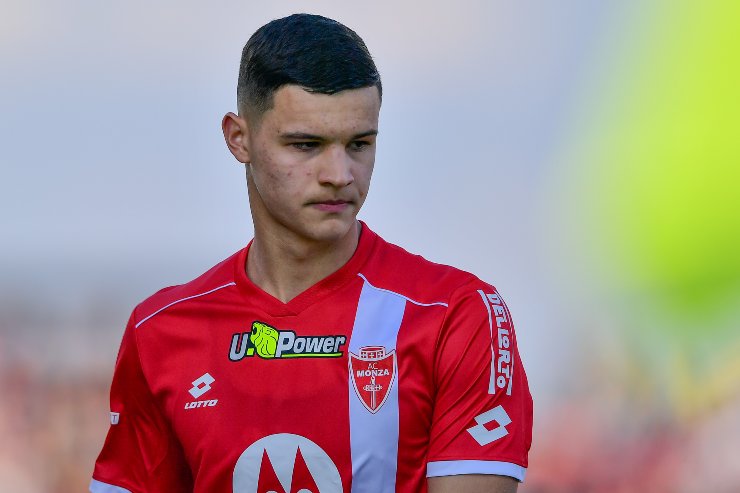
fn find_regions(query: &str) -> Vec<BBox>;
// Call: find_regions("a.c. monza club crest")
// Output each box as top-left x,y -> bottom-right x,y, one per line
349,346 -> 396,414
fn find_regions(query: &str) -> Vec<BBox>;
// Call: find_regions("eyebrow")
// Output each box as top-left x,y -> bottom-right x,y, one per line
280,130 -> 379,141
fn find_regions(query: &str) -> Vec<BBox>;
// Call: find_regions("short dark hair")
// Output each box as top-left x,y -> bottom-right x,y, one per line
237,14 -> 382,118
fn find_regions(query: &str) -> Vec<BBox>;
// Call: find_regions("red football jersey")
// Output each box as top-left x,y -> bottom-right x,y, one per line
90,223 -> 532,493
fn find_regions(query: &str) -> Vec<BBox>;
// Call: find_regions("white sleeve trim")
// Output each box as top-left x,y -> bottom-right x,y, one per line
90,479 -> 133,493
427,460 -> 527,482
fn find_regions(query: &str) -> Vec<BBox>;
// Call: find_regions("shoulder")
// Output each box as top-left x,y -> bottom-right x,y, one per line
131,248 -> 243,329
363,232 -> 496,306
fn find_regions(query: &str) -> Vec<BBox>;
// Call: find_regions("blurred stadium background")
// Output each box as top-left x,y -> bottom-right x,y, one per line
1,1 -> 738,491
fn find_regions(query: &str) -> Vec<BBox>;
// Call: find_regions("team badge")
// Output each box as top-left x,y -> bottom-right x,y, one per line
349,346 -> 396,414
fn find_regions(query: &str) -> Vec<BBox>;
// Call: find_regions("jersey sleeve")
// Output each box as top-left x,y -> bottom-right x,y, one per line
426,282 -> 533,482
90,313 -> 193,493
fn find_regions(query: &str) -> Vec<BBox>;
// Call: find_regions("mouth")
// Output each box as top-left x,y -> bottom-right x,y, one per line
318,199 -> 350,205
308,197 -> 354,205
309,199 -> 353,213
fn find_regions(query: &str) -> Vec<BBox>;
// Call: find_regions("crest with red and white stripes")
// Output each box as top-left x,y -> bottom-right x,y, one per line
349,346 -> 396,414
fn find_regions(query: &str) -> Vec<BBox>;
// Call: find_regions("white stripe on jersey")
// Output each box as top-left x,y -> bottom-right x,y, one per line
348,279 -> 406,493
427,460 -> 526,482
89,478 -> 133,493
357,273 -> 448,307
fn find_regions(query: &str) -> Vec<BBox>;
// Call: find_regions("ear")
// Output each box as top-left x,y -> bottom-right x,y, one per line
222,112 -> 252,164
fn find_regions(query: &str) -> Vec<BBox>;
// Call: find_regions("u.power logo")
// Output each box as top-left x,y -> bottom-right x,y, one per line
229,321 -> 347,361
233,433 -> 342,493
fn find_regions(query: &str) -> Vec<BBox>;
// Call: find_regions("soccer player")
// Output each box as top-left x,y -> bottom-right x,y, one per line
90,13 -> 532,493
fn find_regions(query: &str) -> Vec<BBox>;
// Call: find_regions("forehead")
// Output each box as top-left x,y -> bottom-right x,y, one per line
261,85 -> 380,136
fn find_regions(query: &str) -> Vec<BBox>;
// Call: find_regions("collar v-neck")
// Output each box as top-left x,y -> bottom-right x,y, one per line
233,222 -> 377,317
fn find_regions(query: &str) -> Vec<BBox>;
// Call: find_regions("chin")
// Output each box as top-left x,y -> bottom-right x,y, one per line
302,216 -> 356,244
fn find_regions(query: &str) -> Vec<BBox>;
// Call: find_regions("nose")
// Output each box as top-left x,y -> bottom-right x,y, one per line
318,145 -> 354,188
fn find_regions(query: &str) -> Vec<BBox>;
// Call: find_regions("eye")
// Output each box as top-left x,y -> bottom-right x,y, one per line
291,141 -> 320,151
349,140 -> 372,151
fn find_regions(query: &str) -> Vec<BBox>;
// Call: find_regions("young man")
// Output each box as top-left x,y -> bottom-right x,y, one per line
90,14 -> 532,493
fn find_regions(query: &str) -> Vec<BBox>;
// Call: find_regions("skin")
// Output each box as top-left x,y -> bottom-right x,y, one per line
428,474 -> 518,493
223,84 -> 518,492
223,85 -> 379,302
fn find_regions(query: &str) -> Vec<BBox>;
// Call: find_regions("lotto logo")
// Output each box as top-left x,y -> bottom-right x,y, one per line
189,373 -> 215,398
467,405 -> 512,446
185,373 -> 218,410
185,399 -> 218,410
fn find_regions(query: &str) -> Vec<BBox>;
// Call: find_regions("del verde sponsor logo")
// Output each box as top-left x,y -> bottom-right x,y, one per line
229,321 -> 347,361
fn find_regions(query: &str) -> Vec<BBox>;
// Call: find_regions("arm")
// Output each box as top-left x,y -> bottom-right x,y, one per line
428,474 -> 518,493
426,282 -> 532,489
90,313 -> 193,493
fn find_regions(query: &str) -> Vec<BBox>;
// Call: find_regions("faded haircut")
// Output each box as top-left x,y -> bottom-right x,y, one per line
237,13 -> 382,119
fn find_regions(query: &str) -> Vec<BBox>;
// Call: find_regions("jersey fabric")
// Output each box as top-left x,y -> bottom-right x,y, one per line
90,223 -> 533,493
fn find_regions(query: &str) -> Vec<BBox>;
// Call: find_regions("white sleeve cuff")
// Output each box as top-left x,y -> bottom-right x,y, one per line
427,460 -> 527,482
90,479 -> 133,493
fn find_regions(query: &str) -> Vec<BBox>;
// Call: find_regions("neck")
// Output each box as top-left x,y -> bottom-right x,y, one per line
246,220 -> 361,304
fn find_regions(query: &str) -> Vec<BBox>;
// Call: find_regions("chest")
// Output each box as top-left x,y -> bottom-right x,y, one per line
136,296 -> 445,492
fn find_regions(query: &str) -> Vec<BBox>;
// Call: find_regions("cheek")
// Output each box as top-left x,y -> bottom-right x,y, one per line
251,157 -> 282,198
355,161 -> 374,190
254,155 -> 305,200
256,151 -> 288,182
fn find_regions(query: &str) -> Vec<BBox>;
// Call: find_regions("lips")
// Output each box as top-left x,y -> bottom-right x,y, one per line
310,199 -> 352,213
308,197 -> 353,205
